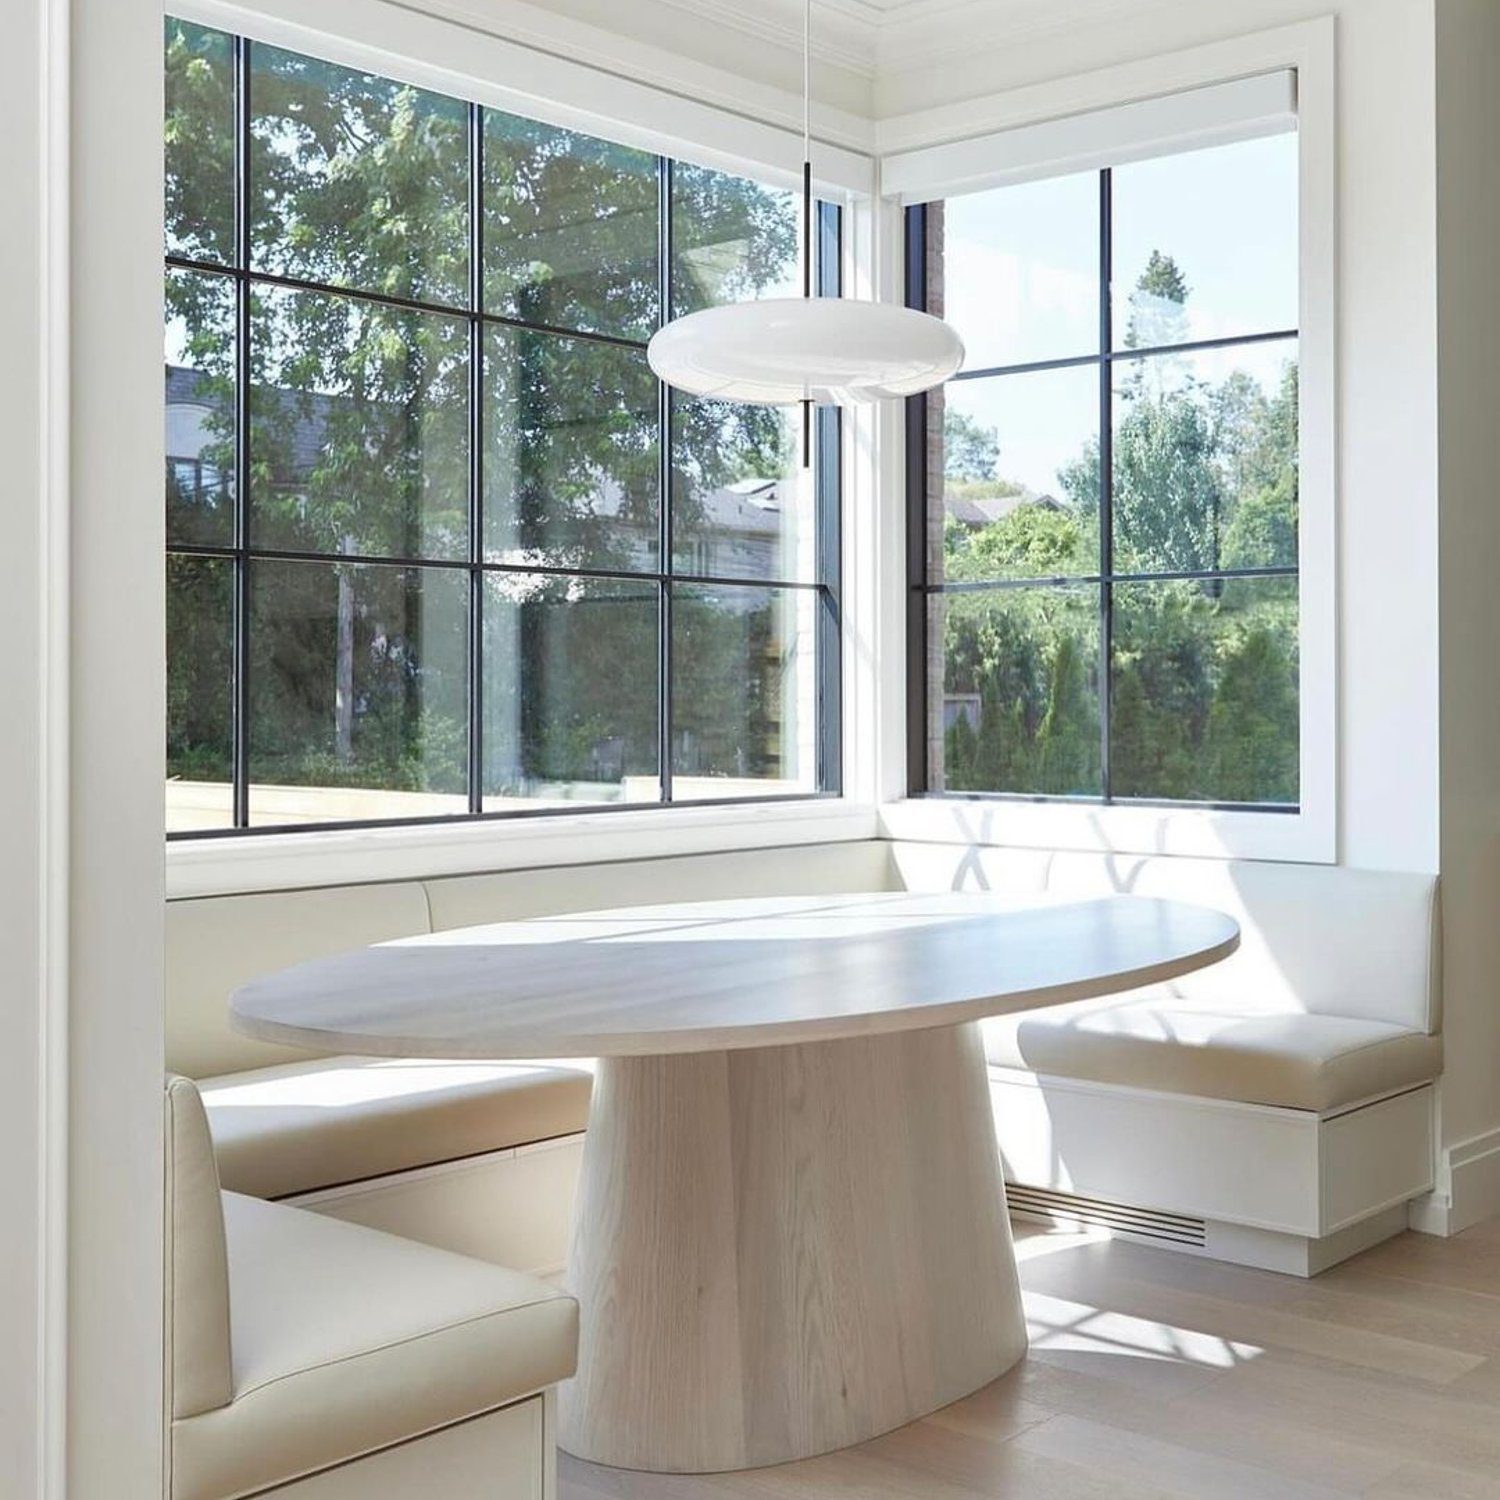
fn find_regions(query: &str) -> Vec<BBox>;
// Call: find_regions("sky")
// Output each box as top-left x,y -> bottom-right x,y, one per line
941,130 -> 1300,500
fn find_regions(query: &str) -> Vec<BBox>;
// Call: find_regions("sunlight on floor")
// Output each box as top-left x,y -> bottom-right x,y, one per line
1026,1288 -> 1262,1368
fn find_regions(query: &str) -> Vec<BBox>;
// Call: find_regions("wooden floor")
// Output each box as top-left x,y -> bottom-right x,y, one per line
560,1216 -> 1500,1499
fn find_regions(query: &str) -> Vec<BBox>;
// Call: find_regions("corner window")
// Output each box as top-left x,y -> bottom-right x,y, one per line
164,19 -> 841,834
908,132 -> 1299,808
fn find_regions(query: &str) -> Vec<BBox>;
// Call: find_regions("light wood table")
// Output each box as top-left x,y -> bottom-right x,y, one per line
231,891 -> 1238,1475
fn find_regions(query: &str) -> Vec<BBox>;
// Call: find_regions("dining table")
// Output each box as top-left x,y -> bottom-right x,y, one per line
230,888 -> 1239,1474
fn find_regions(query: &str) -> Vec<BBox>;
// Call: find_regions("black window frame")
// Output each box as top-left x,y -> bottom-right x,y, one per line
904,165 -> 1300,813
165,26 -> 843,839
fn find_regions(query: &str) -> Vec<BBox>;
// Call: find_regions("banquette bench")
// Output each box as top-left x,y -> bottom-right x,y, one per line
167,838 -> 1439,1278
164,1075 -> 576,1500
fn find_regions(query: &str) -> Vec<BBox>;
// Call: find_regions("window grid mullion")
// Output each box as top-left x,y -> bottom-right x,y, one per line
1097,167 -> 1114,803
231,33 -> 252,829
163,253 -> 652,355
658,156 -> 675,806
467,101 -> 485,817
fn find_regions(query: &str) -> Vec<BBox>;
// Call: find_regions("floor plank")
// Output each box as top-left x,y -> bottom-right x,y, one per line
559,1221 -> 1500,1500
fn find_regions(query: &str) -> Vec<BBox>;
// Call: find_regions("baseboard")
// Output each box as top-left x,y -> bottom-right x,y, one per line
1408,1126 -> 1500,1236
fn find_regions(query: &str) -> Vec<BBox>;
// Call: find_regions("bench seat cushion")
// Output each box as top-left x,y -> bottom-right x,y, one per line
200,1056 -> 592,1200
984,990 -> 1442,1112
171,1192 -> 577,1500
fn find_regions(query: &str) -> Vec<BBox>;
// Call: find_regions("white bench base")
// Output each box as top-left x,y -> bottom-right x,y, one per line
253,1392 -> 555,1500
286,1135 -> 586,1280
992,1067 -> 1435,1276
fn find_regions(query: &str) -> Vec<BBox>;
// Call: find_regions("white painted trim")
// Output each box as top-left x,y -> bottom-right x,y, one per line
878,794 -> 1332,865
881,16 -> 1337,865
883,69 -> 1297,204
165,799 -> 880,899
875,16 -> 1337,155
2,3 -> 70,1494
40,0 -> 70,1490
67,0 -> 166,1493
171,0 -> 876,194
1408,1125 -> 1500,1237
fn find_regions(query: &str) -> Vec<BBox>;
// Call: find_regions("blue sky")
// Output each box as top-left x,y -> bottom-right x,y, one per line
942,131 -> 1299,499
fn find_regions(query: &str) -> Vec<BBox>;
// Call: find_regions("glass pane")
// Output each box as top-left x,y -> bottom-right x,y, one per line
1113,133 -> 1298,351
672,401 -> 813,583
166,554 -> 235,831
484,326 -> 658,571
484,113 -> 658,340
249,286 -> 469,560
249,43 -> 469,307
671,583 -> 818,799
1112,338 -> 1298,574
166,268 -> 237,546
937,172 -> 1099,371
929,585 -> 1102,796
932,366 -> 1100,582
670,164 -> 799,317
482,574 -> 659,808
165,19 -> 236,264
1111,576 -> 1299,804
247,560 -> 469,825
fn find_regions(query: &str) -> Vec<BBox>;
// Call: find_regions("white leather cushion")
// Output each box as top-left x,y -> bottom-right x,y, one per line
170,1193 -> 577,1500
165,1076 -> 233,1420
200,1056 -> 592,1200
891,845 -> 1440,1032
423,841 -> 895,931
984,990 -> 1442,1111
167,883 -> 433,1079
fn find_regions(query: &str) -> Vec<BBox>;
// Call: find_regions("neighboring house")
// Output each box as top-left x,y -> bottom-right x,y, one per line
165,364 -> 804,589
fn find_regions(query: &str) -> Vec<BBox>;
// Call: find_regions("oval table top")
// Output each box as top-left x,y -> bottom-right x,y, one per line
229,891 -> 1240,1061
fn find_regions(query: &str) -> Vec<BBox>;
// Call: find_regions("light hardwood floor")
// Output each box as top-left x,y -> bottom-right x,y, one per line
560,1216 -> 1500,1499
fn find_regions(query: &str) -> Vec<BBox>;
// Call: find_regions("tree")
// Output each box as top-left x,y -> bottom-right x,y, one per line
165,22 -> 803,800
1125,249 -> 1191,350
944,408 -> 1001,483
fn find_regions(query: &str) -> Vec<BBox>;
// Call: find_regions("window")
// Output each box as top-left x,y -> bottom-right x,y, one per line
908,132 -> 1299,809
164,19 -> 841,835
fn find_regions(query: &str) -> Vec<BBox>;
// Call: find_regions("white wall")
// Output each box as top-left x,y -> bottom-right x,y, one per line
1,3 -> 60,1491
1434,0 -> 1500,1202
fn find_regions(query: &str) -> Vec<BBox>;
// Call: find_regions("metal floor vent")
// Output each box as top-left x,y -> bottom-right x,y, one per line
1006,1183 -> 1208,1248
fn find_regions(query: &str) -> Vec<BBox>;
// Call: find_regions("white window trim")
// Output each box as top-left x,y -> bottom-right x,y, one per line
872,17 -> 1337,865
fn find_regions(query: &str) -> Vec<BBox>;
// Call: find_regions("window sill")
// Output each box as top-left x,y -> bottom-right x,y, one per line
879,795 -> 1334,865
165,797 -> 880,900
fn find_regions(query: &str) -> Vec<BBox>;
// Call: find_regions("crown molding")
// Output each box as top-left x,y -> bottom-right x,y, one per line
579,0 -> 1161,88
383,0 -> 878,147
649,0 -> 879,76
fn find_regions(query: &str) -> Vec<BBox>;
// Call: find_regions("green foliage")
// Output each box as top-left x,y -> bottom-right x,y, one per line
947,505 -> 1089,580
165,25 -> 804,801
944,408 -> 1001,483
941,250 -> 1300,806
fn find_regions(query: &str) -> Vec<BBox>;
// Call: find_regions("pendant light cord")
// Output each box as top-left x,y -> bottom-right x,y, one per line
801,0 -> 813,458
801,0 -> 812,303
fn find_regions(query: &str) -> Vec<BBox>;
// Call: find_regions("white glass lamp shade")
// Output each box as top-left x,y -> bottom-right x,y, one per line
647,297 -> 965,405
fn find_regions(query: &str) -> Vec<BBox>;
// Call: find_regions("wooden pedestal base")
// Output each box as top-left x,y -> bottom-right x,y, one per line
558,1021 -> 1025,1473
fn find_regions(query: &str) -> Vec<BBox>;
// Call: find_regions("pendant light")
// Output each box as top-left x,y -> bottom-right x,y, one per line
646,0 -> 964,412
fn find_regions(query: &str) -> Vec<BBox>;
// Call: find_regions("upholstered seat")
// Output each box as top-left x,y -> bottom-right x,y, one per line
200,1055 -> 592,1200
165,1075 -> 578,1500
982,988 -> 1442,1111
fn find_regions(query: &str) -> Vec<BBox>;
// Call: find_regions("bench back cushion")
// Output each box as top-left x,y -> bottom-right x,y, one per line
164,1075 -> 232,1419
166,883 -> 433,1077
890,845 -> 1440,1033
423,842 -> 895,931
166,842 -> 895,1078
